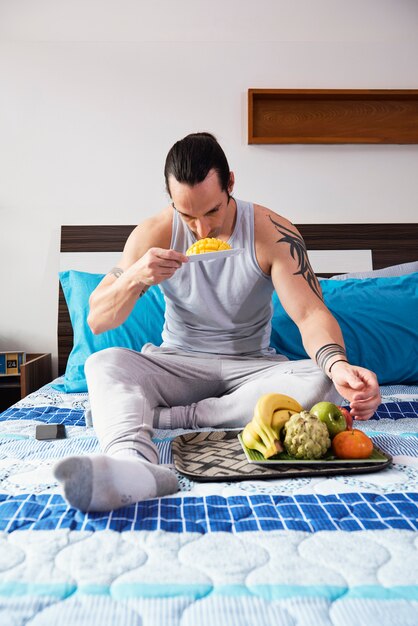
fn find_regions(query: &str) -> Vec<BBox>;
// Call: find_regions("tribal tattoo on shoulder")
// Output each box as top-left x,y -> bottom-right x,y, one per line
269,216 -> 323,301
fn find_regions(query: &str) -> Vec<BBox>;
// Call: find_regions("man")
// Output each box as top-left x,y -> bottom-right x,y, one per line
54,132 -> 381,511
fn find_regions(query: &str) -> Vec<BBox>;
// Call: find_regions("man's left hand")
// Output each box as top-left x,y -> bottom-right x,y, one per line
330,362 -> 381,420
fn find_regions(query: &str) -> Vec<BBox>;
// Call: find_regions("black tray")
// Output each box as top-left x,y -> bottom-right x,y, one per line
172,430 -> 392,482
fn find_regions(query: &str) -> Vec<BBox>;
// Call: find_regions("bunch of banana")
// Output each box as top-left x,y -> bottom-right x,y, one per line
186,238 -> 232,255
242,393 -> 303,459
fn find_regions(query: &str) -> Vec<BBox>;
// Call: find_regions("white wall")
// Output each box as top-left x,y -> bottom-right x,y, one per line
1,0 -> 417,374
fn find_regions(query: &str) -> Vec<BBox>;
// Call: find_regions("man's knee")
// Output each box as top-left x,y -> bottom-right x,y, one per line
85,347 -> 137,378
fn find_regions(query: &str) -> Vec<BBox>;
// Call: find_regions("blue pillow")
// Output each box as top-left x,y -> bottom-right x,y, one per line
270,272 -> 418,385
53,271 -> 166,393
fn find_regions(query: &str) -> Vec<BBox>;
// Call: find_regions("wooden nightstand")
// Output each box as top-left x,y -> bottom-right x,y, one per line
0,353 -> 52,412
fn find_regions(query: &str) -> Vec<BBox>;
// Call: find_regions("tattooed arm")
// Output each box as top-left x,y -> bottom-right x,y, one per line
266,215 -> 346,368
255,208 -> 380,419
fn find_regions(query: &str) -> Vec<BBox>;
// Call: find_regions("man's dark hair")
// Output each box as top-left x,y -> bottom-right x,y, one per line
164,132 -> 231,196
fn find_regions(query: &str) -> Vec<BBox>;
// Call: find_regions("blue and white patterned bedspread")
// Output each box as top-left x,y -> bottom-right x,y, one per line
0,382 -> 417,626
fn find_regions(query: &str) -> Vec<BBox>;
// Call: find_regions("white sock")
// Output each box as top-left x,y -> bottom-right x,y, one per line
53,453 -> 179,512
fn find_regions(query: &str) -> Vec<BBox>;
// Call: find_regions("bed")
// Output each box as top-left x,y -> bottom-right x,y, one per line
1,223 -> 417,626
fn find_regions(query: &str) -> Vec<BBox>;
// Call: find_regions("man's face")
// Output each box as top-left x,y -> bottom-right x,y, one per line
169,169 -> 234,240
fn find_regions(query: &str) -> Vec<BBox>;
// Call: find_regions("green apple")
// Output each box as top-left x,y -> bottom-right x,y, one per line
310,401 -> 347,438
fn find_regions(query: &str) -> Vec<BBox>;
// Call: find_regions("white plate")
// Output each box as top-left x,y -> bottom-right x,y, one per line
186,248 -> 244,263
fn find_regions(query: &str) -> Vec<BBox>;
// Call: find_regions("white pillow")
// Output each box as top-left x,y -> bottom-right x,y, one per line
330,260 -> 418,280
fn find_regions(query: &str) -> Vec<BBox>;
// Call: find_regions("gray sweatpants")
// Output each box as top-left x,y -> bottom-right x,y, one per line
84,343 -> 343,465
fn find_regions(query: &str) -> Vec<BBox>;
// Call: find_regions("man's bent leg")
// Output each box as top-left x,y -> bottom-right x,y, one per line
54,346 -> 222,511
166,358 -> 343,430
84,346 -> 223,457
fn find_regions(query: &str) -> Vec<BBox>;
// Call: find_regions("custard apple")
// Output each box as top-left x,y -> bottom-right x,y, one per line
283,411 -> 331,460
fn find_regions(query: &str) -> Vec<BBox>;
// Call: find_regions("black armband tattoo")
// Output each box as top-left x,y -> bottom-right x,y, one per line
328,359 -> 349,375
269,217 -> 323,301
109,267 -> 124,279
315,343 -> 347,375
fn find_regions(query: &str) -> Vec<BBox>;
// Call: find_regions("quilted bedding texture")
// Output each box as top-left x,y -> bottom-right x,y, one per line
0,381 -> 417,626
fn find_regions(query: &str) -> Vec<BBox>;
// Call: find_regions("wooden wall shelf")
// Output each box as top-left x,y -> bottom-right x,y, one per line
248,89 -> 418,144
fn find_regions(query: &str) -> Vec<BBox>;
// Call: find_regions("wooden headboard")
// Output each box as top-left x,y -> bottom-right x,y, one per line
58,223 -> 418,375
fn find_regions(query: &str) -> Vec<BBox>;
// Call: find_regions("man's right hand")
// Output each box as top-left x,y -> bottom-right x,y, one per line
88,211 -> 183,334
132,248 -> 189,286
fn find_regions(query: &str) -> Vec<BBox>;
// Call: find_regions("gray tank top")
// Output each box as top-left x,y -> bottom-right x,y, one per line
159,198 -> 275,356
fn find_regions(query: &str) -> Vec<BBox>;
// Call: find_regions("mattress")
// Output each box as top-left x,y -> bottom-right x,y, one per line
1,380 -> 418,626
